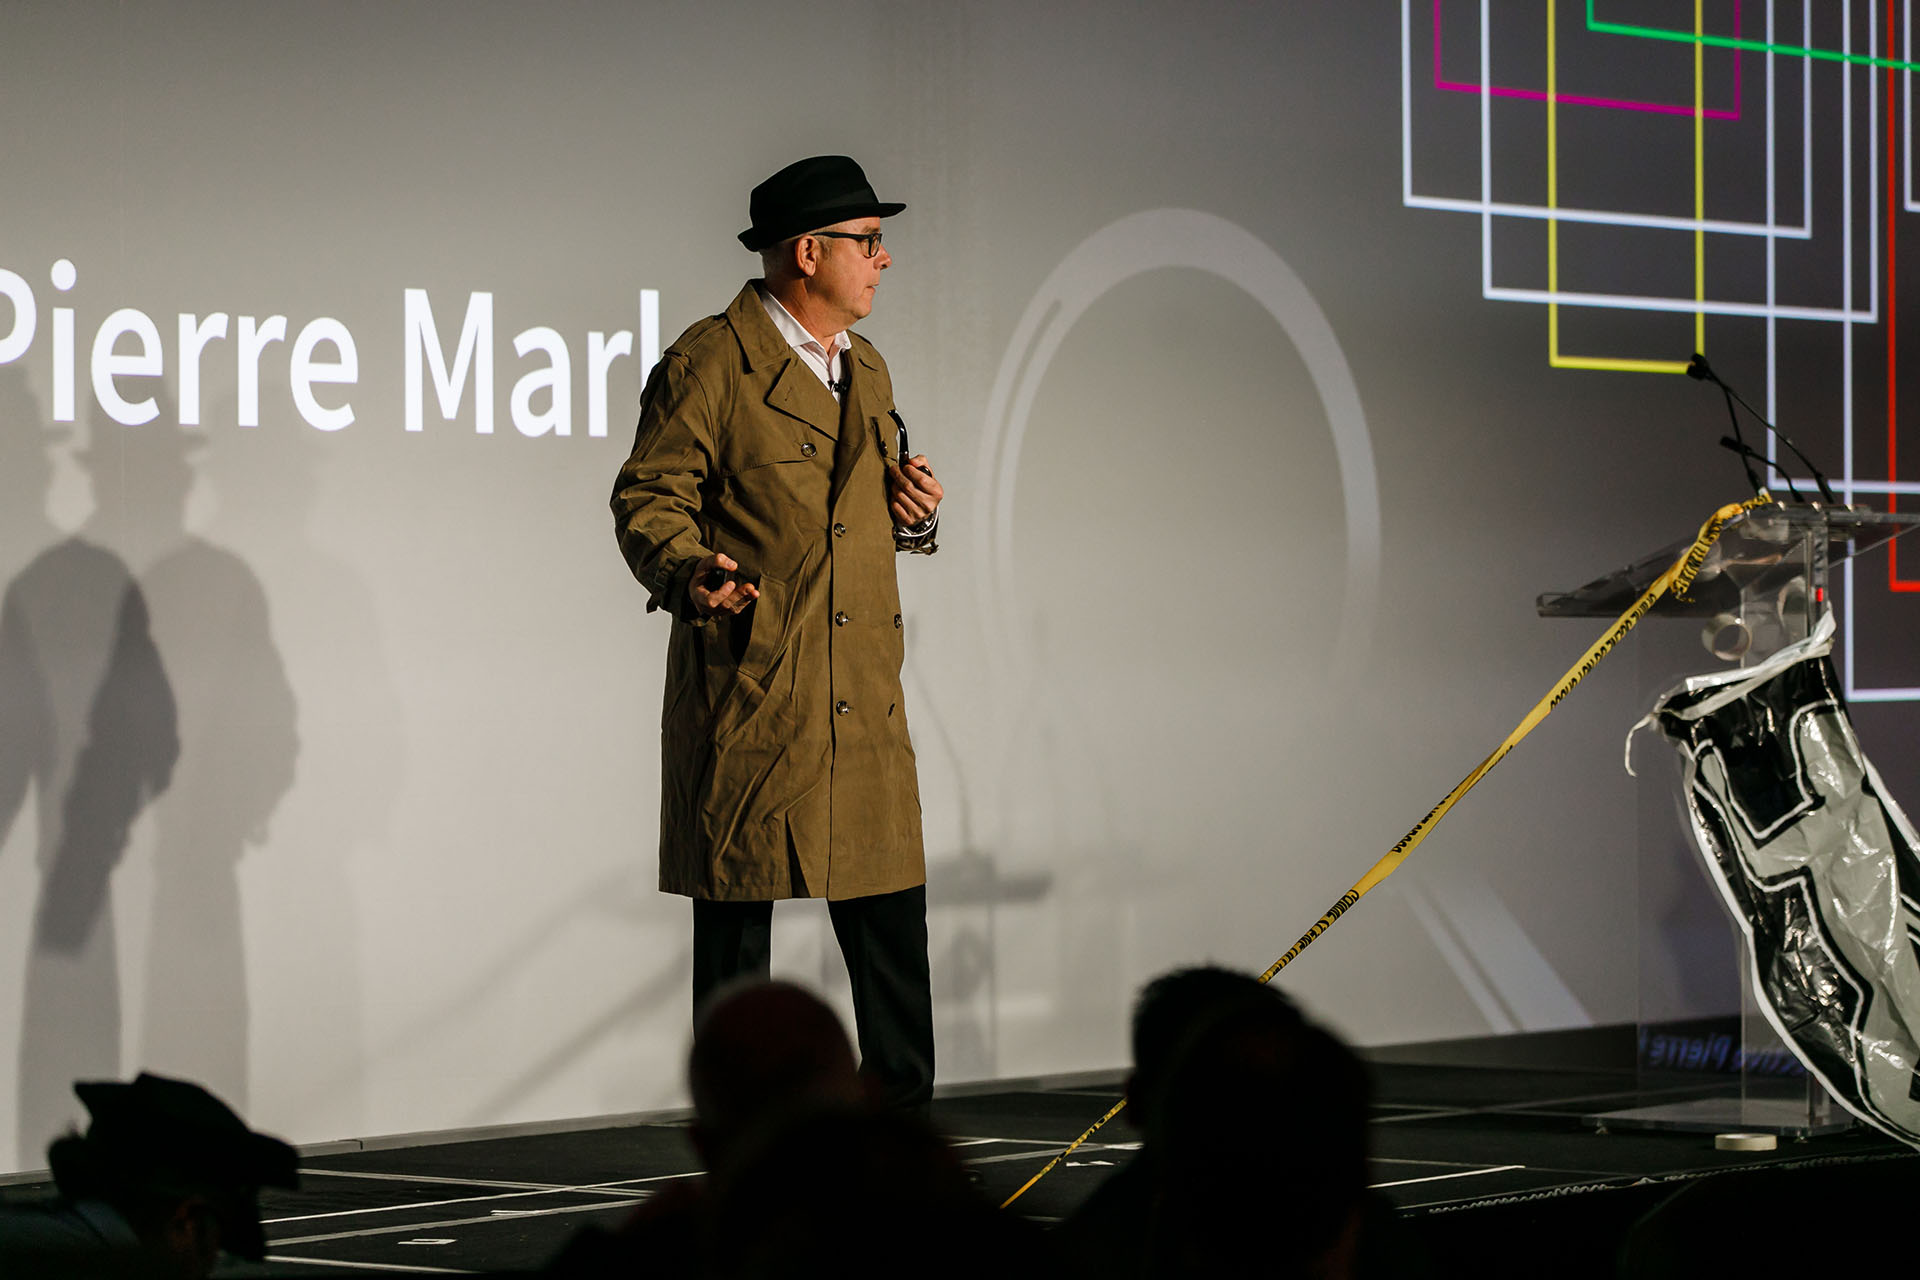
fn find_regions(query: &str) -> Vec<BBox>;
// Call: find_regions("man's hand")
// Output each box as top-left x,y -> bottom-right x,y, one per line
887,455 -> 943,528
689,552 -> 760,617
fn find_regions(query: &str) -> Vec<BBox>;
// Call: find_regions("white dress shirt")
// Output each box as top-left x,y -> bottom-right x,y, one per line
757,284 -> 849,402
754,282 -> 938,545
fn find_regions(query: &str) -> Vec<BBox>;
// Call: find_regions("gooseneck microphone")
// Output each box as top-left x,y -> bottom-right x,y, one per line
1689,353 -> 1763,496
1686,353 -> 1836,503
1718,435 -> 1800,502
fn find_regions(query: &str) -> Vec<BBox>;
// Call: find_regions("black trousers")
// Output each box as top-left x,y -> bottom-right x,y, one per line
691,885 -> 934,1110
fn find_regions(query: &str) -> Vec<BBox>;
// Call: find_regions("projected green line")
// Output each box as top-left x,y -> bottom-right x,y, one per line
1587,0 -> 1920,71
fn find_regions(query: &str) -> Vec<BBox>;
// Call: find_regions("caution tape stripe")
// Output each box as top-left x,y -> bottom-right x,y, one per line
999,493 -> 1772,1209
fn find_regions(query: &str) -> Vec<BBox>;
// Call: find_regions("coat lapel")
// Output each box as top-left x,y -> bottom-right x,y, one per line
846,340 -> 886,458
724,282 -> 839,441
829,348 -> 878,518
767,357 -> 840,441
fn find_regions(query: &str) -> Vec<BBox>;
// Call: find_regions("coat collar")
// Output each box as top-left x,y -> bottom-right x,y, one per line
725,281 -> 843,441
842,339 -> 881,456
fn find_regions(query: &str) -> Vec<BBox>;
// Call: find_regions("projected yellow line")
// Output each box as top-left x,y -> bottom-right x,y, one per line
1547,0 -> 1701,374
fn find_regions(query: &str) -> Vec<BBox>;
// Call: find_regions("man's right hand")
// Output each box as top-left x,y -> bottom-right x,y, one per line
689,552 -> 760,617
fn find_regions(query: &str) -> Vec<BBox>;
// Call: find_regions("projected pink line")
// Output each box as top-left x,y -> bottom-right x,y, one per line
1433,0 -> 1742,119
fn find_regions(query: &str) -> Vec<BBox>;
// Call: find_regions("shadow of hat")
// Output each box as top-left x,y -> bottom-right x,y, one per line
0,371 -> 67,505
72,403 -> 208,474
0,368 -> 69,442
74,1072 -> 298,1260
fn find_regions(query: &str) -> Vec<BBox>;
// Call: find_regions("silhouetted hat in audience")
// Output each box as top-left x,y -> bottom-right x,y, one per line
67,1072 -> 298,1260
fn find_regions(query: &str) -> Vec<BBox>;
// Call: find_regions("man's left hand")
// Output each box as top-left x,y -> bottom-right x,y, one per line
887,455 -> 943,527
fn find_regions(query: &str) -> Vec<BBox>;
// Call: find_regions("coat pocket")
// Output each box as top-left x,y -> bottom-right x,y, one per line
709,571 -> 786,743
733,571 -> 783,682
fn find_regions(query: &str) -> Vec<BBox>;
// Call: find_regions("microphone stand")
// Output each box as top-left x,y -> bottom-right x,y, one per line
1688,353 -> 1836,504
1720,434 -> 1802,501
1717,381 -> 1764,497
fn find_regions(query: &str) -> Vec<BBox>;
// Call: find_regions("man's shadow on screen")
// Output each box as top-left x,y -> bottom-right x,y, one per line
129,398 -> 298,1114
898,626 -> 1053,1079
1,388 -> 180,1162
0,368 -> 63,845
187,403 -> 388,1132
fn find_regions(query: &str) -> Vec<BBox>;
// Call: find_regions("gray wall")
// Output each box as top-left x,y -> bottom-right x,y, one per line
0,0 -> 1912,1170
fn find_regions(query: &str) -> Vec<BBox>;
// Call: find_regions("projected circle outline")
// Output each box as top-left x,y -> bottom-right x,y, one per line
974,208 -> 1380,682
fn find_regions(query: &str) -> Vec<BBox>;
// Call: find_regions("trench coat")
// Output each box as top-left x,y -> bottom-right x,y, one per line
611,283 -> 927,902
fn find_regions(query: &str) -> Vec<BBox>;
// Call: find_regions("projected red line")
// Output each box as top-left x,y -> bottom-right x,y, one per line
1433,0 -> 1743,119
1889,2 -> 1917,591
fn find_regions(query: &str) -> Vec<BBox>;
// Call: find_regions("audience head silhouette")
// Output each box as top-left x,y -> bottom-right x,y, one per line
548,979 -> 1027,1279
1127,964 -> 1307,1123
687,978 -> 864,1171
704,1104 -> 1040,1280
1067,965 -> 1373,1279
34,1071 -> 297,1277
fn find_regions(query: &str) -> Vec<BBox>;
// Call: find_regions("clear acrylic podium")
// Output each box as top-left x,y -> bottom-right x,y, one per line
1538,501 -> 1920,1137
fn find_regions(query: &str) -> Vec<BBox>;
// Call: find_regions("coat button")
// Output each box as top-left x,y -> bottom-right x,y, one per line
835,700 -> 851,715
832,522 -> 846,537
801,441 -> 817,457
893,614 -> 902,628
833,611 -> 850,626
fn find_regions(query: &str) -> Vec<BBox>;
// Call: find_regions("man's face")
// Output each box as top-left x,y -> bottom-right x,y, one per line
809,217 -> 890,328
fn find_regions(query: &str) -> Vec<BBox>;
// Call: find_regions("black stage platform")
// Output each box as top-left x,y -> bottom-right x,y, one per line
11,1063 -> 1916,1276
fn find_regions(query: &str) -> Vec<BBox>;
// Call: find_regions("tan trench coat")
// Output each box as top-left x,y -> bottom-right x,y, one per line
611,283 -> 927,902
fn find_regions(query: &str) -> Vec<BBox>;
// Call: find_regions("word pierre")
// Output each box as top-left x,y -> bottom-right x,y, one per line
0,260 -> 659,438
1640,1028 -> 1804,1077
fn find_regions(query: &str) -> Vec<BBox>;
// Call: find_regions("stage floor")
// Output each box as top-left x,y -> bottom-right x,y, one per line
14,1063 -> 1915,1275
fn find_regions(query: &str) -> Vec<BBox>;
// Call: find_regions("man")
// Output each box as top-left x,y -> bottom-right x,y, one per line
0,1071 -> 298,1279
1053,967 -> 1390,1279
545,979 -> 868,1277
683,978 -> 868,1166
611,155 -> 944,1110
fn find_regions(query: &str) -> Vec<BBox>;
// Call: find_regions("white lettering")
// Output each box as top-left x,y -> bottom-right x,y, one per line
0,269 -> 35,365
178,313 -> 229,426
511,326 -> 571,438
1,263 -> 656,440
640,288 -> 659,373
587,329 -> 631,440
52,261 -> 76,423
405,288 -> 493,434
291,316 -> 358,432
91,307 -> 163,426
53,308 -> 74,422
238,315 -> 288,428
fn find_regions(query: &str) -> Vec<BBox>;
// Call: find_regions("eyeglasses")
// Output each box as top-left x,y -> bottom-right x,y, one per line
813,230 -> 885,258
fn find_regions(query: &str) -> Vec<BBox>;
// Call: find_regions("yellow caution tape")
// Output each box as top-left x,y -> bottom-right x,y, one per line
1000,493 -> 1773,1209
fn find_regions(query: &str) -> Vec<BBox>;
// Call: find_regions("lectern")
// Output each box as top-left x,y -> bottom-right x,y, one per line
1539,501 -> 1920,1136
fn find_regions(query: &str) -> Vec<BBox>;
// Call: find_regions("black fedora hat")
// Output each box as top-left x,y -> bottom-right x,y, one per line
72,1073 -> 298,1260
738,155 -> 904,252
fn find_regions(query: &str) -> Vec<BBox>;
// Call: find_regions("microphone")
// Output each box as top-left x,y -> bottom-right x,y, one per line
1692,353 -> 1763,496
1686,353 -> 1835,503
1720,436 -> 1802,501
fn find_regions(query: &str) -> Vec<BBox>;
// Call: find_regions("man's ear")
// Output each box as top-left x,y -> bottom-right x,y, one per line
161,1195 -> 222,1276
686,1119 -> 715,1167
1122,1072 -> 1145,1130
794,234 -> 821,279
